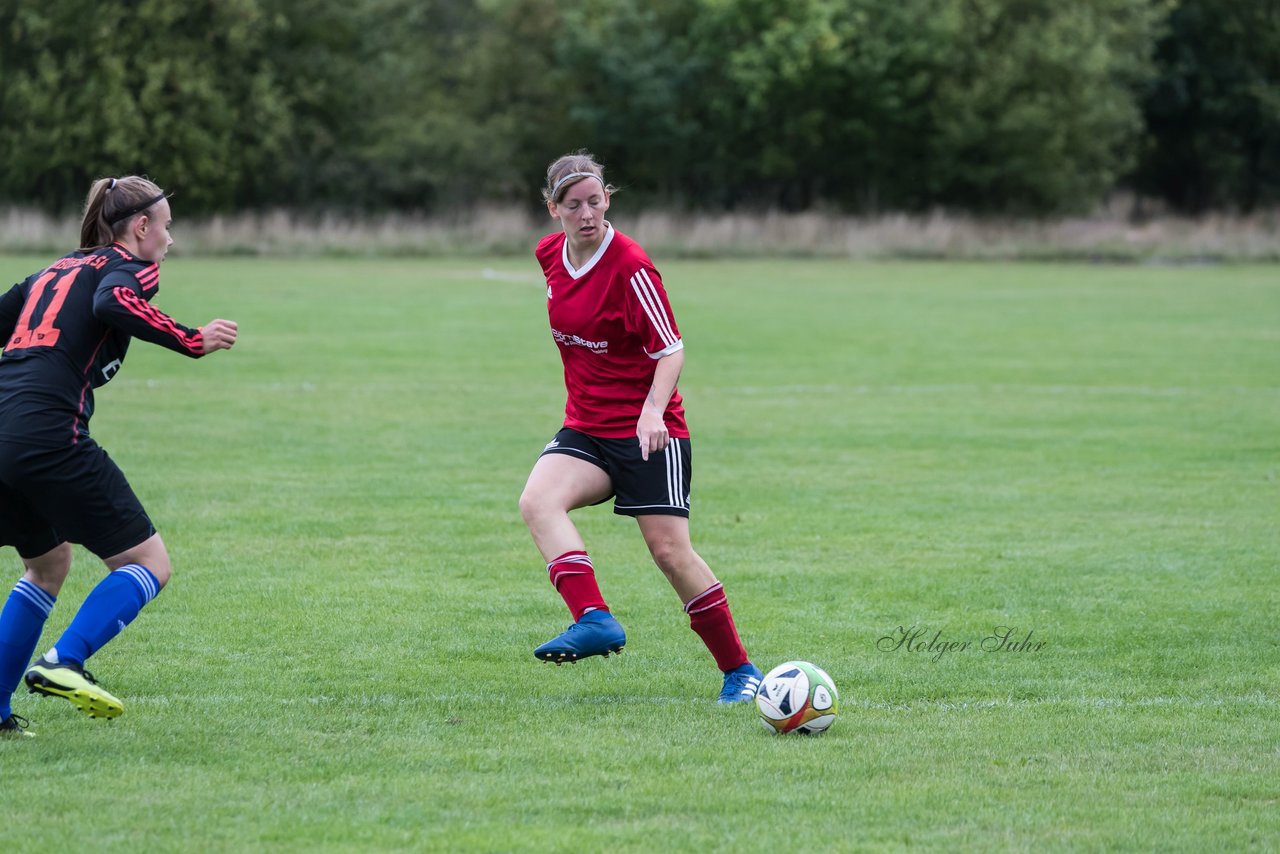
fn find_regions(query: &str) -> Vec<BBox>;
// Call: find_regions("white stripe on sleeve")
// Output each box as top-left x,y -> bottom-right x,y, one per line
630,269 -> 679,348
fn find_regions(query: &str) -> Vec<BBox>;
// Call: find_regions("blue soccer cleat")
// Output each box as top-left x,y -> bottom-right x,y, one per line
717,662 -> 764,704
534,609 -> 626,664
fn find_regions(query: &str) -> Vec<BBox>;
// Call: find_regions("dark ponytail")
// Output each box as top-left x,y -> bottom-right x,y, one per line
79,175 -> 167,251
80,178 -> 116,250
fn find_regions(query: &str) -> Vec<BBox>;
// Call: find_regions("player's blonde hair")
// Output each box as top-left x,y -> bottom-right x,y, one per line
80,176 -> 168,251
542,150 -> 618,204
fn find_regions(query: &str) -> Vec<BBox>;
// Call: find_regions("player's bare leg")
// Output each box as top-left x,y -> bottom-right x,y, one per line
637,514 -> 761,702
519,453 -> 611,559
521,454 -> 625,663
634,515 -> 717,602
104,531 -> 172,588
21,542 -> 73,596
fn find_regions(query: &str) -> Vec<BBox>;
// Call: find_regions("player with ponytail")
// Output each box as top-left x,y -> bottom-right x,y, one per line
519,151 -> 763,704
0,175 -> 237,736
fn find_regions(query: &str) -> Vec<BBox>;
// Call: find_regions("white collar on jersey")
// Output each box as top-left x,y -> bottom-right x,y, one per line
561,221 -> 615,280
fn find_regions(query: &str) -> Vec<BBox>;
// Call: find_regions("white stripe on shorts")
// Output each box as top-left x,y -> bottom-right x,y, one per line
664,440 -> 686,508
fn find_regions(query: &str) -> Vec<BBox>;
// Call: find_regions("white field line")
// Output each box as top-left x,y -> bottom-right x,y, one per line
108,378 -> 1280,397
715,383 -> 1280,398
477,267 -> 542,284
125,692 -> 1278,710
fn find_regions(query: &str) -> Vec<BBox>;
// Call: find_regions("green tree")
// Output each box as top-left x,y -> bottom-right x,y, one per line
687,0 -> 955,210
257,0 -> 374,209
549,0 -> 707,203
1134,0 -> 1280,212
0,0 -> 1197,218
0,0 -> 293,213
337,0 -> 572,210
552,0 -> 1166,214
927,0 -> 1168,213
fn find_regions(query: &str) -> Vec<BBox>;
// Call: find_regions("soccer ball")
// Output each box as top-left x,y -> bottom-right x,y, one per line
755,661 -> 838,735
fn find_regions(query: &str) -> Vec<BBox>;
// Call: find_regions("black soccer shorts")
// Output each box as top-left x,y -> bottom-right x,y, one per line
0,480 -> 62,559
0,437 -> 156,560
539,427 -> 692,517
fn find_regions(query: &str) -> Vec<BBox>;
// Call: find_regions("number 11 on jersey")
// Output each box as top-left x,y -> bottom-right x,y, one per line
6,267 -> 81,351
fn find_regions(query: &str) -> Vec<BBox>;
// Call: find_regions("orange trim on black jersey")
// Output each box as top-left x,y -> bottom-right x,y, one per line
111,286 -> 202,354
72,330 -> 113,445
135,264 -> 159,293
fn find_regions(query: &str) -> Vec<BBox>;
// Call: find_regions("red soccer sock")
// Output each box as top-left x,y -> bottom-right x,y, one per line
685,582 -> 749,672
547,551 -> 609,621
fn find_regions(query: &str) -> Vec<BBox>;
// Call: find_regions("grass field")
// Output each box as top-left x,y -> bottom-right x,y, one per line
0,254 -> 1276,852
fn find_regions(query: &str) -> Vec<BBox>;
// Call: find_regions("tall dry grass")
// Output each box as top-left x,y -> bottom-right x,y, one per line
2,204 -> 1276,262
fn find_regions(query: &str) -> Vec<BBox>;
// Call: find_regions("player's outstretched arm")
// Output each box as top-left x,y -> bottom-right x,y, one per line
93,279 -> 206,357
200,318 -> 238,354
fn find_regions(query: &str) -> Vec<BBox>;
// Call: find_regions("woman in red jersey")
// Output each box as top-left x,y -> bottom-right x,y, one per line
519,151 -> 762,703
0,176 -> 237,736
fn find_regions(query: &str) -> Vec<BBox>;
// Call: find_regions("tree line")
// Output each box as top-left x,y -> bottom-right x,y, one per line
1,0 -> 1275,217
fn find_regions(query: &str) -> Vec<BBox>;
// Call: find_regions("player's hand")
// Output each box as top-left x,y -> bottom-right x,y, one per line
201,319 -> 238,354
636,408 -> 669,462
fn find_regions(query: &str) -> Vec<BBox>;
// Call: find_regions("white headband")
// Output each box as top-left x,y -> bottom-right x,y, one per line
551,171 -> 604,201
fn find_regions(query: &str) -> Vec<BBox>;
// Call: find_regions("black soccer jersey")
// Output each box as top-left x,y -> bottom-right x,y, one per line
0,243 -> 204,446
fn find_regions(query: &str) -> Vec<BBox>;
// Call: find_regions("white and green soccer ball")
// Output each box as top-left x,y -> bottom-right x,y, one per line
755,661 -> 838,735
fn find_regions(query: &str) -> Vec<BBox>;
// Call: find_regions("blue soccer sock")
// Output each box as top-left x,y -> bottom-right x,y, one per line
0,579 -> 57,719
52,564 -> 160,666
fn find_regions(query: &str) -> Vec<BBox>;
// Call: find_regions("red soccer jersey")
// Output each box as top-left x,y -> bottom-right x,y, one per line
535,223 -> 689,439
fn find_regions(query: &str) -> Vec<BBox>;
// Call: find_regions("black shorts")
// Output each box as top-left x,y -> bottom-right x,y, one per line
539,427 -> 692,517
0,437 -> 155,560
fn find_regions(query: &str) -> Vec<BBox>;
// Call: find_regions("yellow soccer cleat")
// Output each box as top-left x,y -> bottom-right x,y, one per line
24,655 -> 124,719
